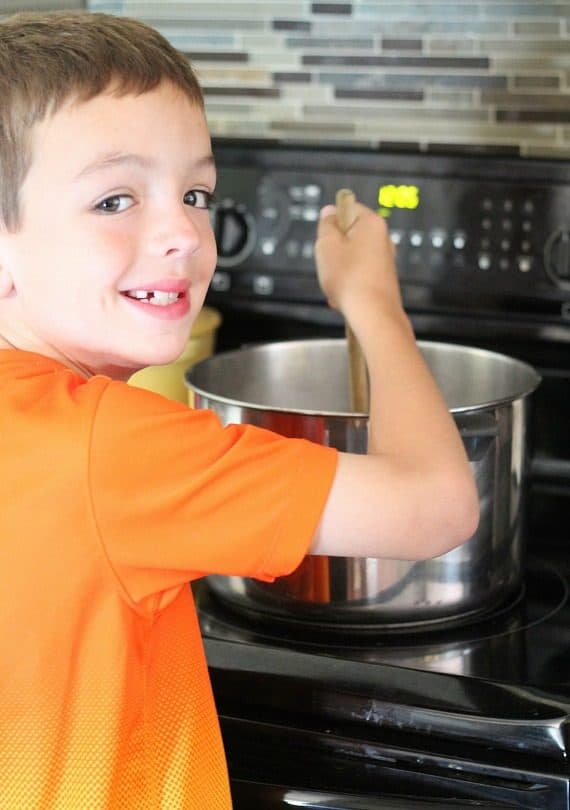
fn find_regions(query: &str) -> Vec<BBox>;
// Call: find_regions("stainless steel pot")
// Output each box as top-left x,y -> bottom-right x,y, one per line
186,339 -> 540,629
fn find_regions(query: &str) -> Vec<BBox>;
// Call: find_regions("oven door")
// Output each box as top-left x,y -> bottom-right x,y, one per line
231,780 -> 513,808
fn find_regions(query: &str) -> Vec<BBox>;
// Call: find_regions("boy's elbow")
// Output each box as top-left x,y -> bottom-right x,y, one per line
417,466 -> 480,561
436,468 -> 480,557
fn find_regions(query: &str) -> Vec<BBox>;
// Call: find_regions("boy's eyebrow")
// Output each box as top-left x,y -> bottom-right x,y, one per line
74,151 -> 216,180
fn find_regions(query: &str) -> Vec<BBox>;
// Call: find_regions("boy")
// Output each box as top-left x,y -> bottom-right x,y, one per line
0,11 -> 478,809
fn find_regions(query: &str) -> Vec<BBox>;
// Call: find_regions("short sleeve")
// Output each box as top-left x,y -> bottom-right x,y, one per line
88,380 -> 338,607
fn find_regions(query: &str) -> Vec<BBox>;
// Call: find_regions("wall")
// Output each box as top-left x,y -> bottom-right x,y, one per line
5,1 -> 570,159
0,1 -> 84,12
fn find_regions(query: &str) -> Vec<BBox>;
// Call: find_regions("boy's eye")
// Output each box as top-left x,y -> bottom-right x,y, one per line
95,195 -> 134,214
184,189 -> 214,209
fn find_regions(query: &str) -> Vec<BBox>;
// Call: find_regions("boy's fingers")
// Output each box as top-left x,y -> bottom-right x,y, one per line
317,204 -> 340,238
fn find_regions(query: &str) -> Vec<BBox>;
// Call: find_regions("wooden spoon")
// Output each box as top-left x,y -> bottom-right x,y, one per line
335,189 -> 369,413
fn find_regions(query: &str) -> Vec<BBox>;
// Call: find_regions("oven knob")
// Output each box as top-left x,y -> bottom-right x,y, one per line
544,226 -> 570,286
210,200 -> 256,268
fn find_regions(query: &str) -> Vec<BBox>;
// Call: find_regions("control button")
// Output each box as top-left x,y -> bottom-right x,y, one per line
517,256 -> 533,273
522,220 -> 532,233
260,238 -> 276,256
500,239 -> 511,252
453,231 -> 467,250
211,271 -> 231,292
545,227 -> 570,284
302,242 -> 314,259
304,184 -> 321,201
409,231 -> 424,247
289,204 -> 303,220
482,218 -> 492,230
285,240 -> 300,258
302,206 -> 320,222
503,199 -> 513,212
522,199 -> 534,215
502,218 -> 512,231
499,257 -> 510,271
478,253 -> 491,270
480,237 -> 491,250
253,275 -> 274,295
482,198 -> 493,211
261,206 -> 279,220
289,186 -> 304,201
217,205 -> 248,255
408,249 -> 422,265
521,240 -> 531,253
390,230 -> 404,246
212,200 -> 255,268
430,229 -> 447,248
428,251 -> 444,268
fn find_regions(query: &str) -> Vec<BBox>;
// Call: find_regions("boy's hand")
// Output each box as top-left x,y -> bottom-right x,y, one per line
314,202 -> 401,322
310,199 -> 480,561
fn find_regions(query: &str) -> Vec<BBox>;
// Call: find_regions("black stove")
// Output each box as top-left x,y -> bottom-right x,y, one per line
197,141 -> 570,808
196,550 -> 570,808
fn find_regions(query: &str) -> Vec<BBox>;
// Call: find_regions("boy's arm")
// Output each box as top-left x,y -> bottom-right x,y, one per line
309,203 -> 480,560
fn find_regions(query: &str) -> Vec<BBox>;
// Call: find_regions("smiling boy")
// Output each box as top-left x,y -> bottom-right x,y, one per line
0,11 -> 478,809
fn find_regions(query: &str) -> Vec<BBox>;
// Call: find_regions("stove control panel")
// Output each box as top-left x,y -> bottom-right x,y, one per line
208,142 -> 570,323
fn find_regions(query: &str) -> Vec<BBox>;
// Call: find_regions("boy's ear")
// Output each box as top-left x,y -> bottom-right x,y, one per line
0,266 -> 15,298
0,231 -> 16,298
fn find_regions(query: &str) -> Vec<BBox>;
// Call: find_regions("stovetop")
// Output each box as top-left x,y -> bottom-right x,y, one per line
197,544 -> 570,690
197,552 -> 569,690
195,547 -> 570,807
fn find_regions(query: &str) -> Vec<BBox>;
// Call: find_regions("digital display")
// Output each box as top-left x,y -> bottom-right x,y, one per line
377,184 -> 419,217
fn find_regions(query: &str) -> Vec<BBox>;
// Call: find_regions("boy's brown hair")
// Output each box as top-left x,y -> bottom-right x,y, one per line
0,11 -> 204,231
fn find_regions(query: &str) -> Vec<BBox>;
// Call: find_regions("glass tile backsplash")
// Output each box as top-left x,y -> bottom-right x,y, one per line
8,0 -> 570,159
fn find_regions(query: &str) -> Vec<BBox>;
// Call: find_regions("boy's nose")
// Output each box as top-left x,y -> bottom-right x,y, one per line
147,204 -> 202,258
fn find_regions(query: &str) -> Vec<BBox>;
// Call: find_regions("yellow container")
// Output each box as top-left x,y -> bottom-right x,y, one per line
128,306 -> 222,403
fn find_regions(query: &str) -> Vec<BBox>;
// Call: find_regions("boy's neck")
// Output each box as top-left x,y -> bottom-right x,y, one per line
0,333 -> 91,379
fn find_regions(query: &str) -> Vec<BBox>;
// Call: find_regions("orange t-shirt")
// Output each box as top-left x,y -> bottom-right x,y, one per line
0,350 -> 337,809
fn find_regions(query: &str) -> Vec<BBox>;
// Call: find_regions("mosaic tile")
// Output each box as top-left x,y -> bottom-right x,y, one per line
78,0 -> 570,159
426,39 -> 476,53
204,87 -> 281,99
273,71 -> 313,83
498,109 -> 570,123
335,88 -> 424,101
154,31 -> 236,49
281,84 -> 334,102
303,54 -> 490,68
314,20 -> 509,35
199,67 -> 270,82
286,37 -> 375,48
188,52 -> 249,64
426,142 -> 521,157
482,92 -> 570,109
354,3 -> 484,18
2,0 -> 83,8
482,4 -> 570,18
513,21 -> 562,35
481,39 -> 570,54
512,75 -> 561,89
312,3 -> 353,14
524,144 -> 570,158
273,20 -> 312,31
305,104 -> 488,122
383,38 -> 423,51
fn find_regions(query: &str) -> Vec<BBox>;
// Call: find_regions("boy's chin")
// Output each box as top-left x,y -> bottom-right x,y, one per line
143,334 -> 192,365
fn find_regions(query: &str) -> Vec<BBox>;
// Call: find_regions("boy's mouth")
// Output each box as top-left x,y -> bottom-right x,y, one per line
121,289 -> 184,307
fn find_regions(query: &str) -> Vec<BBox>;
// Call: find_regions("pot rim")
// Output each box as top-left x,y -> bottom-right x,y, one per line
186,338 -> 541,417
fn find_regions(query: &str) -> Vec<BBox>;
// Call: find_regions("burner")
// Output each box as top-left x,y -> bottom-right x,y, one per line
196,560 -> 569,684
